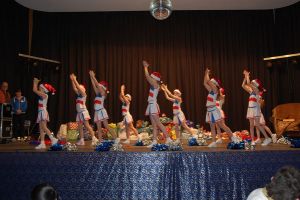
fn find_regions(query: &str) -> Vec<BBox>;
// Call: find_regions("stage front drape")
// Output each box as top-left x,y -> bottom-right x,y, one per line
1,151 -> 300,200
0,1 -> 300,131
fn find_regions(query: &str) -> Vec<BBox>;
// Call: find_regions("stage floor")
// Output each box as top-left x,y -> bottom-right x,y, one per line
0,139 -> 299,152
1,139 -> 300,200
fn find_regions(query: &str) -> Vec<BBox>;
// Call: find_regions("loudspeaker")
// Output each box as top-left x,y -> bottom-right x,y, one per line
0,104 -> 12,118
0,118 -> 12,138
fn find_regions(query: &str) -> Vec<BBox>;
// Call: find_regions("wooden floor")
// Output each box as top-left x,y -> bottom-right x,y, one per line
0,139 -> 299,152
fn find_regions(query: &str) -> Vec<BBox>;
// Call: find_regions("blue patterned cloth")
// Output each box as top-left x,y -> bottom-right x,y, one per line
0,151 -> 300,200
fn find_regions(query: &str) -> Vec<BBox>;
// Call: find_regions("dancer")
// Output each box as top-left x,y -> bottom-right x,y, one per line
161,84 -> 195,143
119,84 -> 140,144
70,73 -> 98,146
215,87 -> 226,143
143,60 -> 172,148
255,92 -> 277,143
242,70 -> 272,146
89,70 -> 119,143
203,68 -> 238,147
32,78 -> 58,149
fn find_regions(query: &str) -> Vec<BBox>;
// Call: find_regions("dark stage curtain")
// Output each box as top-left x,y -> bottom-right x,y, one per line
1,1 -> 300,132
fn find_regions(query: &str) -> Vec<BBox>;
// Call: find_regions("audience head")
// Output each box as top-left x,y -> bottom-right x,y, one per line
31,183 -> 59,200
266,166 -> 300,200
15,89 -> 22,98
1,81 -> 8,92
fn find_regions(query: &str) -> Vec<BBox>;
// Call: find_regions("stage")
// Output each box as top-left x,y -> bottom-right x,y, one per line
0,141 -> 300,200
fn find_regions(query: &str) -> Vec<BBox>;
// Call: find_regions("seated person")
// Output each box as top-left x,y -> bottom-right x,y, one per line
247,166 -> 300,200
11,89 -> 28,138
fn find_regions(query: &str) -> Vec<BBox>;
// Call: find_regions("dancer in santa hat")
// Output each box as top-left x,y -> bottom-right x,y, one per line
70,73 -> 98,146
143,60 -> 172,148
119,84 -> 140,144
33,78 -> 58,149
242,69 -> 272,146
203,68 -> 239,147
255,91 -> 277,144
161,84 -> 196,144
89,70 -> 119,143
215,87 -> 226,144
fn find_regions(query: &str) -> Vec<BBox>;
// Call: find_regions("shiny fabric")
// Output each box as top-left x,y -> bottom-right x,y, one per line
1,151 -> 300,200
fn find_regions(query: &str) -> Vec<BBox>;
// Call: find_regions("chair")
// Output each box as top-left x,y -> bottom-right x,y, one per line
24,120 -> 31,136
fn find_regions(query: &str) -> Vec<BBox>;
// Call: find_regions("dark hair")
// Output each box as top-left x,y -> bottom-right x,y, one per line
266,166 -> 300,200
15,89 -> 21,93
31,183 -> 59,200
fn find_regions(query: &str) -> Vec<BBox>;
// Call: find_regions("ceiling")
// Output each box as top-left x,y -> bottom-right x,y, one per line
15,0 -> 299,12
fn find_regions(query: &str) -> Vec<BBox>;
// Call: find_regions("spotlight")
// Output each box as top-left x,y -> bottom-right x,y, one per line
150,0 -> 172,20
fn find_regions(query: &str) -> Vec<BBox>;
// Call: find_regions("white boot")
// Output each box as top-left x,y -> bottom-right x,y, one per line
122,139 -> 130,144
114,137 -> 121,144
261,138 -> 272,146
147,140 -> 158,148
91,136 -> 99,146
254,138 -> 261,144
76,138 -> 85,146
174,139 -> 181,145
216,138 -> 223,144
208,141 -> 217,148
35,142 -> 46,150
49,133 -> 58,145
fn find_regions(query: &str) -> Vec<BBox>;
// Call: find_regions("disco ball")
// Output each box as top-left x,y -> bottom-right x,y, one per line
150,0 -> 172,20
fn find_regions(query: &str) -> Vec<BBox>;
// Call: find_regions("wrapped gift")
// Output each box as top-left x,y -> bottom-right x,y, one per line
67,129 -> 79,141
67,122 -> 78,130
57,124 -> 67,139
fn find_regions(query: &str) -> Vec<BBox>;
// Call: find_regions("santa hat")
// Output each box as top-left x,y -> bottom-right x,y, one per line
99,81 -> 108,91
210,78 -> 221,87
150,72 -> 161,81
219,88 -> 225,95
125,94 -> 132,101
40,83 -> 56,95
173,89 -> 182,96
251,79 -> 266,92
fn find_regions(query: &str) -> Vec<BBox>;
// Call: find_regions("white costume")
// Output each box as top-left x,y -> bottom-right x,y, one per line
94,94 -> 109,122
172,100 -> 186,125
145,86 -> 160,115
36,95 -> 49,123
206,91 -> 222,123
122,101 -> 133,124
75,94 -> 91,123
246,92 -> 261,119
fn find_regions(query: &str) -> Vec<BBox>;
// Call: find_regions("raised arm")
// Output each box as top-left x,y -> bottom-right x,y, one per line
203,68 -> 212,92
205,69 -> 218,93
162,84 -> 182,102
90,72 -> 106,97
89,70 -> 100,95
242,71 -> 252,93
70,74 -> 79,94
119,85 -> 129,104
32,78 -> 47,99
143,60 -> 159,88
71,74 -> 86,96
161,86 -> 175,102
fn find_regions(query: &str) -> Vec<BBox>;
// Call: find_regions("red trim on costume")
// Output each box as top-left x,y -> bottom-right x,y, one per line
216,102 -> 220,106
76,100 -> 84,104
38,104 -> 43,107
94,100 -> 102,104
207,96 -> 214,102
149,92 -> 154,97
248,98 -> 257,102
173,106 -> 179,110
122,109 -> 127,113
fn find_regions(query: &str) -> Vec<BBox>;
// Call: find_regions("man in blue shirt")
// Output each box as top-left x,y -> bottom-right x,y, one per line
11,89 -> 27,138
